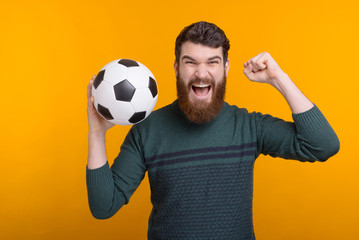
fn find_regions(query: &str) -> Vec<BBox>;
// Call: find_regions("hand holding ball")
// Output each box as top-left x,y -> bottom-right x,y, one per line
92,59 -> 158,125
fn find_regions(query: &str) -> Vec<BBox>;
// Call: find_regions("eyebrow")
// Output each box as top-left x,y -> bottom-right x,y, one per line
181,55 -> 196,62
208,56 -> 222,61
181,55 -> 223,62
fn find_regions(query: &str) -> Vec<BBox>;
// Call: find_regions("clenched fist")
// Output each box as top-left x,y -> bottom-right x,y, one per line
243,52 -> 286,84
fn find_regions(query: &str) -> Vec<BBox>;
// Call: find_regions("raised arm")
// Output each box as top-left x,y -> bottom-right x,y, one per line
243,52 -> 339,161
243,52 -> 314,114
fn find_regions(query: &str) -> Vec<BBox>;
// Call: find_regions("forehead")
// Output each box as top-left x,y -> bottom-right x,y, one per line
180,41 -> 223,61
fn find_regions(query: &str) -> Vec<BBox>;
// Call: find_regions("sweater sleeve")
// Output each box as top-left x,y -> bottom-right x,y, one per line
255,105 -> 340,162
86,127 -> 147,219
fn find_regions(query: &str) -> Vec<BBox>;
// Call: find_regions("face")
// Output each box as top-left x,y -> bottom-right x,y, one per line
174,41 -> 230,124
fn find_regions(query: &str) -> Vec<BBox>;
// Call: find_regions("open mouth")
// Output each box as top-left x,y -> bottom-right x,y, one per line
192,84 -> 211,97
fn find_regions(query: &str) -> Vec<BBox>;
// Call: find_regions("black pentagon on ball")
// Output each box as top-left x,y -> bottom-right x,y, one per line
93,70 -> 105,89
148,77 -> 158,98
113,80 -> 136,102
129,111 -> 146,124
97,103 -> 114,120
118,59 -> 139,67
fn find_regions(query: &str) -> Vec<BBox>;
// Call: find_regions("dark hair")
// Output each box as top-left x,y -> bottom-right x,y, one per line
175,21 -> 230,64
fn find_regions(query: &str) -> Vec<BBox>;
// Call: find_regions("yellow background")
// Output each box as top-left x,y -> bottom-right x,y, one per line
1,0 -> 358,239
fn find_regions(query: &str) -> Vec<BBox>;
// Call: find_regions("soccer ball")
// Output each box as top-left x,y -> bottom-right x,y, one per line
92,59 -> 158,125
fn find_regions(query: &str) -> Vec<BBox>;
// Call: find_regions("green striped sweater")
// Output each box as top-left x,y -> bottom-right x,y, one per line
86,101 -> 339,239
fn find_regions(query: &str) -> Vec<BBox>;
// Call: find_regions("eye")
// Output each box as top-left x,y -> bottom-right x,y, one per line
209,61 -> 219,64
185,61 -> 195,64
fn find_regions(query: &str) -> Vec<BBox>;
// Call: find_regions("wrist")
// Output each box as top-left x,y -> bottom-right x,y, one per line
88,129 -> 107,139
270,73 -> 314,114
269,72 -> 292,93
270,72 -> 289,86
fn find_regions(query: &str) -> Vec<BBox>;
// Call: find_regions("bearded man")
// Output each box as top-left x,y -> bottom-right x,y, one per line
86,21 -> 340,239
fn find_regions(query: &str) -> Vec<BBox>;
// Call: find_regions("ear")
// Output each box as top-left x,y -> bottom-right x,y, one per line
174,60 -> 179,76
225,59 -> 230,77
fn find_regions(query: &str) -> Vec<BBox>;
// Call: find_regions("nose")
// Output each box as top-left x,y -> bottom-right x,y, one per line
195,64 -> 209,80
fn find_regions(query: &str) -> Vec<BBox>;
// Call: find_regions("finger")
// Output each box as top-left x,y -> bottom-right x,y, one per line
87,90 -> 93,108
258,53 -> 284,77
244,61 -> 254,72
87,76 -> 96,110
243,63 -> 252,74
87,83 -> 91,100
254,60 -> 267,71
244,53 -> 264,72
250,56 -> 266,71
251,68 -> 258,73
256,52 -> 270,68
243,65 -> 255,80
87,75 -> 96,100
250,62 -> 259,72
247,61 -> 260,73
88,96 -> 97,111
244,54 -> 258,72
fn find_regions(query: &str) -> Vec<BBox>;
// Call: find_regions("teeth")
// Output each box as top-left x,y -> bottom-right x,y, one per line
193,84 -> 210,88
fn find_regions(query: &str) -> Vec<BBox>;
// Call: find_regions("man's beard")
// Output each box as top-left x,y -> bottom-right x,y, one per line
176,72 -> 226,124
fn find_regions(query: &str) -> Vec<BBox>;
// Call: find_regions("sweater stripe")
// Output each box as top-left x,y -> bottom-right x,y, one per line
145,142 -> 256,170
145,142 -> 256,163
147,150 -> 256,169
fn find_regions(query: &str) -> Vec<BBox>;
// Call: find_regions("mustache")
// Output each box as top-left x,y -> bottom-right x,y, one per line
188,77 -> 216,88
